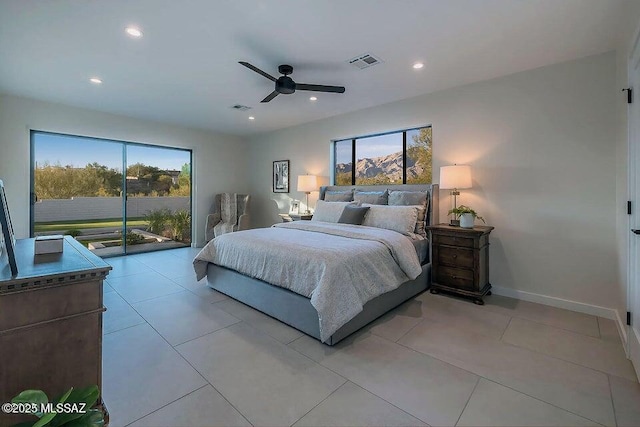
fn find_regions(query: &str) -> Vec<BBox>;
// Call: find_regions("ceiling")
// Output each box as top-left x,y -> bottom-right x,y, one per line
0,0 -> 638,136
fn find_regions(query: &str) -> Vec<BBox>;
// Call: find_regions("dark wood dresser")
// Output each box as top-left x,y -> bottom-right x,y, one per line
427,224 -> 494,305
0,236 -> 111,426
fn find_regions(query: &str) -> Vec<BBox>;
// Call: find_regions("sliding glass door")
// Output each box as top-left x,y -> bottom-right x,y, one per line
124,144 -> 192,254
31,131 -> 192,257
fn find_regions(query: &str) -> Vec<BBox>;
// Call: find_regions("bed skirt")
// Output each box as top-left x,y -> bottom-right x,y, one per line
206,262 -> 431,345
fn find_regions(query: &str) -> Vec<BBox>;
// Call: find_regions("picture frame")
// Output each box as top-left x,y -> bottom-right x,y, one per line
290,200 -> 300,215
0,180 -> 18,276
273,160 -> 290,193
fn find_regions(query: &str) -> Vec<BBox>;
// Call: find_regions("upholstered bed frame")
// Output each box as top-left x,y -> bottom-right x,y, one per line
206,184 -> 439,345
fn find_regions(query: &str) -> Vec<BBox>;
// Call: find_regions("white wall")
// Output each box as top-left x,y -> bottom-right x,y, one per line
0,94 -> 249,246
247,52 -> 620,311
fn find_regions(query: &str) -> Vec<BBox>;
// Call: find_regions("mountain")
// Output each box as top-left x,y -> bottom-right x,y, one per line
336,150 -> 426,181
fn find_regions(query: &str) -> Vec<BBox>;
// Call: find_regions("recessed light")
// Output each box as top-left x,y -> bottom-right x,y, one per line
89,77 -> 102,84
309,96 -> 317,101
248,116 -> 255,120
412,62 -> 424,70
125,27 -> 143,38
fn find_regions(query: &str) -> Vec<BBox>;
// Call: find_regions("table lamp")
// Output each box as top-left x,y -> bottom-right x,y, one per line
439,165 -> 472,226
297,175 -> 318,215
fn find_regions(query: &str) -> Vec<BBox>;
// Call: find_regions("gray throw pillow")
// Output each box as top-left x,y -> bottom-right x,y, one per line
312,200 -> 357,223
362,204 -> 419,235
388,190 -> 427,206
324,190 -> 354,202
354,190 -> 388,205
388,190 -> 429,237
338,205 -> 370,225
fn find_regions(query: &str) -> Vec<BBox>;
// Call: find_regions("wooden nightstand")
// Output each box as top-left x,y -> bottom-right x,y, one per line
426,224 -> 494,305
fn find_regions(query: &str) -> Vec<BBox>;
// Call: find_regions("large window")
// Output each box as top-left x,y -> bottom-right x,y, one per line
31,131 -> 192,256
333,126 -> 432,185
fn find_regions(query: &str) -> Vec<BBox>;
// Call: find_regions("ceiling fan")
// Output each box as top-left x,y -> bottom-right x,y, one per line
239,61 -> 346,103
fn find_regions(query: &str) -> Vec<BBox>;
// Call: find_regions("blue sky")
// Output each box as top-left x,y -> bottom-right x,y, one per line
33,133 -> 190,171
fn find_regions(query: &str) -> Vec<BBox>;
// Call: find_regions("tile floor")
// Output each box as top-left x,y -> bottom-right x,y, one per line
102,248 -> 640,427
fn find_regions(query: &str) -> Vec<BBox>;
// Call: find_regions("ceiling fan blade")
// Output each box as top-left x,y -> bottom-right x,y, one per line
296,83 -> 345,93
261,91 -> 280,103
239,61 -> 276,82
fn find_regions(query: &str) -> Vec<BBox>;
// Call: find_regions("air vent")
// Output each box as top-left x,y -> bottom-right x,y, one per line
348,53 -> 383,69
230,104 -> 251,111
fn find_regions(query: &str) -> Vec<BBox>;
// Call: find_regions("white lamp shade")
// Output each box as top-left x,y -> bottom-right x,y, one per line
297,175 -> 318,193
439,165 -> 472,189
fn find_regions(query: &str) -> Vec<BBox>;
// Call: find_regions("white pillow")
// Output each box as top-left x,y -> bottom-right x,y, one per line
362,204 -> 418,235
312,200 -> 357,223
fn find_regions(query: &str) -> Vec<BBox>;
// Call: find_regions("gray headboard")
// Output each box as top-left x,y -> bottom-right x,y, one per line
319,184 -> 439,226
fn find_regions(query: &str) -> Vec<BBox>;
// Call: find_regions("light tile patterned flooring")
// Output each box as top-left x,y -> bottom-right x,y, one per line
102,248 -> 640,427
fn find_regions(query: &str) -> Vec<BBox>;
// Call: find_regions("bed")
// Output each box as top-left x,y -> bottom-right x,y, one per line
194,184 -> 439,345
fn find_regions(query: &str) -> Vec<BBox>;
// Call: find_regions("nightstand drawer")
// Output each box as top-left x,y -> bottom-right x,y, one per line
437,246 -> 474,269
434,234 -> 474,248
436,266 -> 474,290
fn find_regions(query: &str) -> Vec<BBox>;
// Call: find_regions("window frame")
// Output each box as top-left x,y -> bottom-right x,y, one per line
29,130 -> 193,257
332,125 -> 432,185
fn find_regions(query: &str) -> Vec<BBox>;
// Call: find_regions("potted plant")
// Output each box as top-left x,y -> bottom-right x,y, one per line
448,205 -> 485,228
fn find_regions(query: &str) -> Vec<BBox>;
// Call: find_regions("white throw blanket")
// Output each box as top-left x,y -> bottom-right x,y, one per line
213,192 -> 237,237
193,221 -> 422,342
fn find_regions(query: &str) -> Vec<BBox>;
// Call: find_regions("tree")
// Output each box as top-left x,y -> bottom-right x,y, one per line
356,173 -> 396,185
35,161 -> 189,199
406,127 -> 432,184
335,172 -> 352,186
170,184 -> 191,196
87,162 -> 122,196
35,163 -> 103,199
154,175 -> 174,194
127,163 -> 160,179
171,162 -> 191,196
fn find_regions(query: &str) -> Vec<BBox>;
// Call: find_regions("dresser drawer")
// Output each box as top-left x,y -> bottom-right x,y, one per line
435,266 -> 475,290
437,246 -> 474,269
433,234 -> 474,248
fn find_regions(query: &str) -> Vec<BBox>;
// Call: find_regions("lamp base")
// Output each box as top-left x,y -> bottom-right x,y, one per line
449,219 -> 460,227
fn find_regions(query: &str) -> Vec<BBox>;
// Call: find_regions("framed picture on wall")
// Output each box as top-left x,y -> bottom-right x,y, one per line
273,160 -> 290,193
0,180 -> 18,276
290,200 -> 300,215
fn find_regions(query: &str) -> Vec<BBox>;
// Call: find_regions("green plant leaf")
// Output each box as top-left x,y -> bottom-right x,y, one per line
12,390 -> 49,407
64,409 -> 104,427
12,390 -> 49,417
448,204 -> 482,218
54,388 -> 73,406
35,387 -> 73,425
49,386 -> 99,427
32,412 -> 56,427
69,386 -> 99,409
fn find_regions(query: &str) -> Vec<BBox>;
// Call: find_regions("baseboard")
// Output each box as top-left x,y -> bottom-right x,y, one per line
491,286 -> 627,346
615,309 -> 629,347
630,327 -> 640,381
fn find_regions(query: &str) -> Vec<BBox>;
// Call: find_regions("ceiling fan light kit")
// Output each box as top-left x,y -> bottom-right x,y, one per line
239,61 -> 346,103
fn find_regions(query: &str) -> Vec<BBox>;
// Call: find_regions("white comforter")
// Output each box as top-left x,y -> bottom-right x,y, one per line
193,221 -> 422,342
